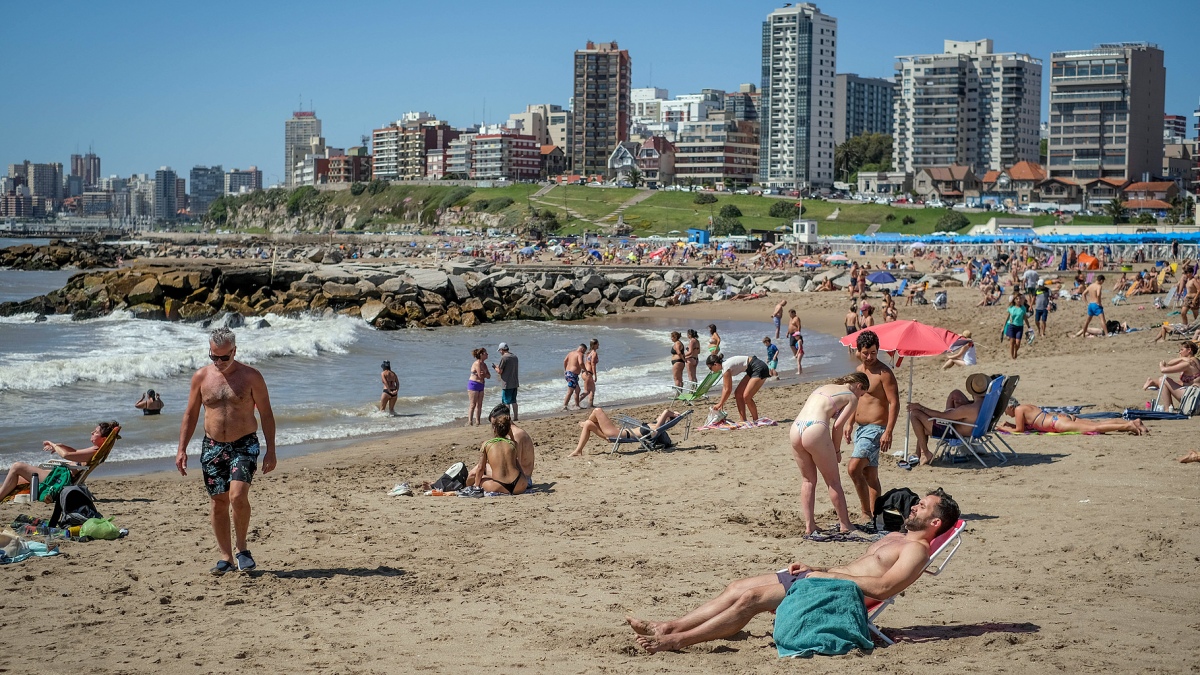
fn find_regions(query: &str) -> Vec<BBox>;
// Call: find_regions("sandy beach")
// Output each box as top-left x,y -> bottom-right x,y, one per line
5,280 -> 1200,674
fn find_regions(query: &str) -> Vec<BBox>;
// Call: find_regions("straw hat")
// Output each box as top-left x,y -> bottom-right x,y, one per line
965,373 -> 990,398
960,330 -> 973,339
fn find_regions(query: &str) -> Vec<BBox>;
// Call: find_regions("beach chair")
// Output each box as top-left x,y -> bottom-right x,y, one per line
2,425 -> 120,504
674,371 -> 720,403
865,519 -> 966,645
931,377 -> 1005,467
609,410 -> 693,455
891,279 -> 909,297
932,291 -> 948,310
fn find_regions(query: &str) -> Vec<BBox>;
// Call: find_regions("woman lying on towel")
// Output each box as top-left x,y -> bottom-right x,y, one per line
466,413 -> 528,495
999,400 -> 1148,436
567,407 -> 681,457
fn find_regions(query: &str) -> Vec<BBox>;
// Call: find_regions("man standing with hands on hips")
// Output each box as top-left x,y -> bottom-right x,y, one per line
492,342 -> 520,422
176,327 -> 277,575
848,330 -> 899,525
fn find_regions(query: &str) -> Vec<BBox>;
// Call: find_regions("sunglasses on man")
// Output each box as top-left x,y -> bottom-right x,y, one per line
209,353 -> 233,362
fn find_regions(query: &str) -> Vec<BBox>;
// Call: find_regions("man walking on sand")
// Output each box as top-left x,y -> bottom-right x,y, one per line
176,327 -> 276,575
491,343 -> 520,421
562,343 -> 585,411
1075,275 -> 1106,337
771,300 -> 787,339
849,330 -> 898,524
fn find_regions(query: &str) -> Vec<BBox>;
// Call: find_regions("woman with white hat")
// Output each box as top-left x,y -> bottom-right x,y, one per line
942,330 -> 977,370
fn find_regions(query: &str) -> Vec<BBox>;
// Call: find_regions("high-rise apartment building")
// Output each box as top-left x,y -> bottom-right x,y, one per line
509,104 -> 568,148
371,115 -> 460,181
1047,43 -> 1164,181
834,74 -> 895,144
284,111 -> 322,187
189,165 -> 224,216
571,41 -> 632,176
9,161 -> 64,204
153,167 -> 178,221
632,88 -> 669,124
471,130 -> 541,181
759,3 -> 838,191
674,119 -> 760,189
225,167 -> 263,195
724,84 -> 760,122
1164,114 -> 1189,144
70,152 -> 101,188
893,39 -> 1042,175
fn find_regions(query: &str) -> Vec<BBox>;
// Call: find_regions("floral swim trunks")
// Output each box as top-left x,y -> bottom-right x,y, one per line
201,432 -> 260,496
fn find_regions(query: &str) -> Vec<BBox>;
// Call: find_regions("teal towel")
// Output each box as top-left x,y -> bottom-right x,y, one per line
774,576 -> 874,658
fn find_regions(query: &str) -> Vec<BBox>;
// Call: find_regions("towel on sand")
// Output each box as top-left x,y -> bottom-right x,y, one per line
774,577 -> 873,658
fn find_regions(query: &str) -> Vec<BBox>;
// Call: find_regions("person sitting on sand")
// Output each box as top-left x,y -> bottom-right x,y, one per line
818,277 -> 835,292
467,404 -> 536,486
941,331 -> 976,370
1142,341 -> 1200,412
0,421 -> 119,498
136,389 -> 164,415
906,374 -> 990,464
625,489 -> 960,654
568,407 -> 683,457
999,399 -> 1149,436
465,413 -> 528,495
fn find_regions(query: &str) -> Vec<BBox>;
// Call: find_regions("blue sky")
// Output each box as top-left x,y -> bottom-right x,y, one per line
2,0 -> 1195,185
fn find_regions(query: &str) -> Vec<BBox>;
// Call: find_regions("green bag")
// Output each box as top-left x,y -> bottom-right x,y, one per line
36,466 -> 73,502
79,517 -> 121,540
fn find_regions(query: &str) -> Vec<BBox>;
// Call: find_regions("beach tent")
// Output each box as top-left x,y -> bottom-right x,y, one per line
649,246 -> 670,259
840,320 -> 963,456
1077,253 -> 1100,270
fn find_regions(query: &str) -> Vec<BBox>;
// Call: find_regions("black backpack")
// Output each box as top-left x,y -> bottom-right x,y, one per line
873,487 -> 920,533
49,485 -> 103,528
431,462 -> 469,492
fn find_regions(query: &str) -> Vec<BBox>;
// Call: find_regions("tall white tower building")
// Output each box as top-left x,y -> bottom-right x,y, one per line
758,3 -> 838,191
284,110 -> 322,187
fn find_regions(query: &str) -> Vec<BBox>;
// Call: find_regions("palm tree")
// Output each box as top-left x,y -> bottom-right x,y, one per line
1103,197 -> 1127,225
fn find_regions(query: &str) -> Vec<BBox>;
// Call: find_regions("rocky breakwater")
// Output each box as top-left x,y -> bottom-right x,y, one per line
0,257 -> 820,330
0,239 -> 128,270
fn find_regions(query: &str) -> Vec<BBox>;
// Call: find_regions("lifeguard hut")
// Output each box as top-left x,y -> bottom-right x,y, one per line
784,219 -> 818,245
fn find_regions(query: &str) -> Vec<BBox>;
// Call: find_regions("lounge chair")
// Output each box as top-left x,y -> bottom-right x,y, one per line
865,519 -> 967,645
891,279 -> 909,297
3,425 -> 120,504
674,371 -> 720,403
933,291 -> 948,310
609,410 -> 693,455
931,376 -> 1006,467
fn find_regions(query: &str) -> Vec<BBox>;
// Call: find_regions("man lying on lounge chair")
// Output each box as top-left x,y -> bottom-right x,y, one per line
626,489 -> 960,653
0,421 -> 119,499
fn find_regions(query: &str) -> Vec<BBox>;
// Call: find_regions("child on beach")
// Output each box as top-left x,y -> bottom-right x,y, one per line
763,337 -> 779,379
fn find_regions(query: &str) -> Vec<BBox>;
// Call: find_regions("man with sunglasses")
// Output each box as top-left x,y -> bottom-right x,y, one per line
176,326 -> 276,575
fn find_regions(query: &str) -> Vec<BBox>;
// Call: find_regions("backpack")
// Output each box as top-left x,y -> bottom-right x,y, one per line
431,462 -> 469,492
873,487 -> 920,533
35,465 -> 74,503
49,485 -> 103,528
1178,386 -> 1200,416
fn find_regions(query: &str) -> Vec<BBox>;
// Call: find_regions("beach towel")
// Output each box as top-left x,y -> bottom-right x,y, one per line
0,531 -> 60,565
1040,405 -> 1094,414
774,577 -> 874,658
698,418 -> 776,431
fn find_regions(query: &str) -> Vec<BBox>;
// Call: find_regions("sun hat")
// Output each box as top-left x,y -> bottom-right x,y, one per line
966,373 -> 990,398
960,330 -> 973,339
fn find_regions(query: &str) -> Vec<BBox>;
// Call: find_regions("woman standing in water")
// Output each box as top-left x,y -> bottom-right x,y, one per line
466,347 -> 490,425
581,338 -> 600,408
669,331 -> 687,389
684,329 -> 701,384
706,324 -> 722,355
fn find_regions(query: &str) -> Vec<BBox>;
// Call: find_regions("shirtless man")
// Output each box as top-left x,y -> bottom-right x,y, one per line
469,404 -> 536,483
1000,399 -> 1148,436
849,331 -> 898,522
379,360 -> 399,415
176,327 -> 277,575
1074,275 -> 1106,338
771,300 -> 787,339
844,302 -> 858,353
906,374 -> 989,464
562,344 -> 586,410
786,309 -> 802,357
626,489 -> 960,653
1184,268 -> 1200,326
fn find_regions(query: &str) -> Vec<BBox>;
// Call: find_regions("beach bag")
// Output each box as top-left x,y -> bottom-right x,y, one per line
79,517 -> 121,541
1178,386 -> 1200,416
49,485 -> 102,528
873,487 -> 920,533
35,466 -> 73,503
431,462 -> 468,492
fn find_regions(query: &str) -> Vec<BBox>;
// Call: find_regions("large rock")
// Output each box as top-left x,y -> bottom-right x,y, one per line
311,266 -> 360,285
178,302 -> 216,322
360,299 -> 389,324
221,268 -> 273,296
581,274 -> 607,292
646,280 -> 672,299
378,277 -> 411,294
321,250 -> 344,264
126,278 -> 163,306
617,285 -> 644,302
493,275 -> 523,290
128,303 -> 166,320
605,272 -> 638,284
460,297 -> 484,313
322,282 -> 361,301
447,274 -> 470,302
354,279 -> 380,298
407,269 -> 450,293
159,271 -> 198,294
580,289 -> 603,306
663,269 -> 683,287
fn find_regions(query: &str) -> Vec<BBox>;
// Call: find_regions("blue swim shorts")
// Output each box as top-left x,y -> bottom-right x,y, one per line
501,388 -> 517,405
851,424 -> 885,467
1087,302 -> 1104,317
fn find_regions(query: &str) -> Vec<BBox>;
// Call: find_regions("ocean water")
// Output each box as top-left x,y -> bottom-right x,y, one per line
0,268 -> 852,471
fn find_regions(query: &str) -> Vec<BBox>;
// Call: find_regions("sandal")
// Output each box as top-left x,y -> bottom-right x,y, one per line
235,550 -> 256,572
211,560 -> 235,576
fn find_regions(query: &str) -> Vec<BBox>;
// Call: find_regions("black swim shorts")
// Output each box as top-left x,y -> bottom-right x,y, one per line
201,432 -> 260,496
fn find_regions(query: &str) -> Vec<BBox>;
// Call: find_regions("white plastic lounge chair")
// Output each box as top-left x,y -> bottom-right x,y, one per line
865,518 -> 967,645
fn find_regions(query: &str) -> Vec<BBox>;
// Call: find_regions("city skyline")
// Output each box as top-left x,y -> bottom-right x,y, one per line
2,0 -> 1195,183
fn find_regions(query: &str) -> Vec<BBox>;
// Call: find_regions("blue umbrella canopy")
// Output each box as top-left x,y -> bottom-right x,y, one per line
774,248 -> 792,255
867,271 -> 897,284
520,247 -> 536,255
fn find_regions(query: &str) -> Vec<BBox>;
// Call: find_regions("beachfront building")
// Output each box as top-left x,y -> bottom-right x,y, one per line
893,39 -> 1042,176
632,87 -> 668,125
470,130 -> 540,182
371,113 -> 461,181
1122,180 -> 1179,215
327,147 -> 372,184
978,161 -> 1047,208
1165,115 -> 1189,145
834,74 -> 895,144
1047,43 -> 1165,182
571,41 -> 632,177
188,165 -> 224,217
7,161 -> 64,206
1163,144 -> 1196,192
284,111 -> 321,188
856,171 -> 912,197
675,119 -> 759,189
724,84 -> 760,122
153,167 -> 177,222
759,3 -> 838,192
540,145 -> 567,179
636,136 -> 676,188
913,166 -> 980,203
509,104 -> 569,151
446,135 -> 475,179
225,167 -> 263,195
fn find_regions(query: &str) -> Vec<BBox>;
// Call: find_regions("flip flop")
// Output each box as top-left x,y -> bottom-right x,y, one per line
897,461 -> 913,470
210,560 -> 235,576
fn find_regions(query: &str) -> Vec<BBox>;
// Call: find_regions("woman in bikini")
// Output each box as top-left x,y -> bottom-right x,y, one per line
1001,400 -> 1148,436
883,293 -> 898,323
466,347 -> 490,426
789,373 -> 869,538
568,407 -> 682,457
706,324 -> 722,356
581,338 -> 599,409
1143,341 -> 1200,412
684,329 -> 701,383
467,413 -> 527,494
669,331 -> 686,389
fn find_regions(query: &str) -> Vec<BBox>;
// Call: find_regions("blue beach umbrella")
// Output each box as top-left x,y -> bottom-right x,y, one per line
774,248 -> 792,256
867,271 -> 897,284
520,247 -> 536,255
